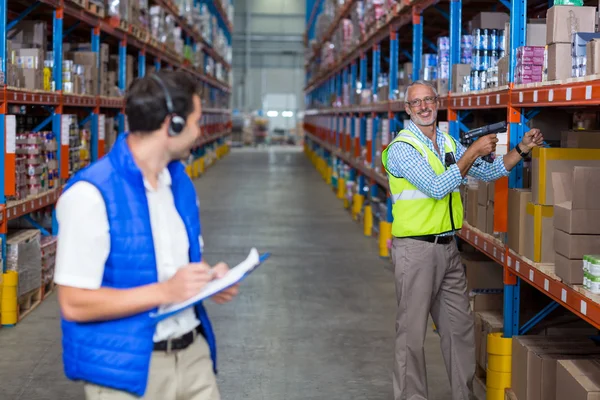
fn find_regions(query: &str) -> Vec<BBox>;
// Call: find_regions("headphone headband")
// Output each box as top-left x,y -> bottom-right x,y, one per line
149,74 -> 185,136
150,74 -> 174,114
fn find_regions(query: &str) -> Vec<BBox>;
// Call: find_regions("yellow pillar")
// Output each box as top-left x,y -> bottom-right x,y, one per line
2,271 -> 18,325
486,333 -> 512,400
199,157 -> 205,174
352,194 -> 364,220
327,166 -> 333,185
363,205 -> 373,236
379,221 -> 392,257
337,178 -> 345,199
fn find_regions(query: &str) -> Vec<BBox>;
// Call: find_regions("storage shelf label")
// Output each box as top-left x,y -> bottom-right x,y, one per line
6,115 -> 16,154
561,288 -> 567,302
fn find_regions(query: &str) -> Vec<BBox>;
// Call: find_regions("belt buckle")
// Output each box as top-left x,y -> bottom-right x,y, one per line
434,235 -> 440,244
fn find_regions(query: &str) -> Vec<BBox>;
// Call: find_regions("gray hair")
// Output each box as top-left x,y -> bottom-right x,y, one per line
404,80 -> 439,101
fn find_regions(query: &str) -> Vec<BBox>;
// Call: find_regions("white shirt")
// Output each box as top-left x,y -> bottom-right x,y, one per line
54,168 -> 201,342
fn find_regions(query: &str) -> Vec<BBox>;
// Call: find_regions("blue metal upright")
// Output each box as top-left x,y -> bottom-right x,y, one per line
138,51 -> 146,78
448,0 -> 462,93
0,0 -> 6,264
118,40 -> 127,134
509,0 -> 527,83
390,31 -> 398,101
91,27 -> 100,162
155,58 -> 161,71
360,54 -> 367,94
503,0 -> 528,339
503,278 -> 521,337
412,12 -> 423,82
350,62 -> 357,105
371,117 -> 378,168
508,0 -> 527,190
372,45 -> 380,100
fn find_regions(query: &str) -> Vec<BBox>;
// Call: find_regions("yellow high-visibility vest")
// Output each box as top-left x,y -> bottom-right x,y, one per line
381,129 -> 463,237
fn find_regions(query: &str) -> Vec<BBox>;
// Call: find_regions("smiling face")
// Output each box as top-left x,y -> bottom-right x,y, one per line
404,84 -> 439,128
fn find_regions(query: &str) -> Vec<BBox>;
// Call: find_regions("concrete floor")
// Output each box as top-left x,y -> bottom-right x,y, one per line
0,147 -> 452,399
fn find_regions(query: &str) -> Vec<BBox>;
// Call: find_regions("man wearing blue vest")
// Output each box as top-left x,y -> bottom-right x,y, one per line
381,81 -> 544,400
54,70 -> 238,400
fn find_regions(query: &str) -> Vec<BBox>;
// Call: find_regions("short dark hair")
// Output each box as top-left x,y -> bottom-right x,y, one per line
125,70 -> 200,133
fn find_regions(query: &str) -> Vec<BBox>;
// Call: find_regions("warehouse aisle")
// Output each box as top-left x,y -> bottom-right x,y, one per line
0,147 -> 452,400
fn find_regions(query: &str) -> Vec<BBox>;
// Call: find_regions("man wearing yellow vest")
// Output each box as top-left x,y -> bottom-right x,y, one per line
382,81 -> 544,400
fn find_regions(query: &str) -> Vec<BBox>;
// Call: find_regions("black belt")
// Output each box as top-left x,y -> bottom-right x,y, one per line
153,325 -> 202,353
405,235 -> 454,245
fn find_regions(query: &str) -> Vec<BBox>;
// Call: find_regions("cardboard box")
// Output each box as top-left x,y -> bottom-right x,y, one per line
555,229 -> 600,259
452,64 -> 471,93
470,12 -> 510,30
498,56 -> 509,86
8,21 -> 47,49
552,167 -> 600,210
474,311 -> 503,371
562,130 -> 600,148
548,43 -> 573,81
546,6 -> 597,45
555,253 -> 584,285
554,202 -> 600,234
477,204 -> 487,233
586,39 -> 600,76
466,187 -> 478,225
524,203 -> 554,263
486,202 -> 494,234
508,189 -> 532,254
471,293 -> 504,312
478,181 -> 495,206
532,148 -> 600,206
527,22 -> 547,47
462,251 -> 504,292
557,359 -> 600,400
512,336 -> 600,400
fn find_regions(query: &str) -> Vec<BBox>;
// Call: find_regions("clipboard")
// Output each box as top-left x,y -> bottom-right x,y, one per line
150,248 -> 270,322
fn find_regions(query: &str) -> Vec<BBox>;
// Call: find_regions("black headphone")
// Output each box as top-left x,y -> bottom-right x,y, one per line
150,74 -> 186,136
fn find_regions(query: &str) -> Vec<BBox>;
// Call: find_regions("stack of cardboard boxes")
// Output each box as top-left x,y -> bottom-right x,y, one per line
553,167 -> 600,286
476,181 -> 495,235
6,21 -> 48,91
512,336 -> 600,400
546,5 -> 596,81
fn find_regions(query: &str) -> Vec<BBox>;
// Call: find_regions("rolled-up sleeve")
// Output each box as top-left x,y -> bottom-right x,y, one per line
452,138 -> 510,182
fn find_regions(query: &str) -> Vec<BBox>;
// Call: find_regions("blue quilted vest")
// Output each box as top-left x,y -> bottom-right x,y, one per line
60,134 -> 217,397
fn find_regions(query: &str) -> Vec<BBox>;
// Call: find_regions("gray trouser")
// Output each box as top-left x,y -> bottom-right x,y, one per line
391,237 -> 475,400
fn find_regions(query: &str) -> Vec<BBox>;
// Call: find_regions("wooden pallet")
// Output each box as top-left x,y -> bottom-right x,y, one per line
42,281 -> 55,300
17,287 -> 42,323
87,0 -> 106,18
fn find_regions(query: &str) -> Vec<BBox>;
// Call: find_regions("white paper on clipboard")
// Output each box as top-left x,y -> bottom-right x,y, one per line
151,248 -> 261,318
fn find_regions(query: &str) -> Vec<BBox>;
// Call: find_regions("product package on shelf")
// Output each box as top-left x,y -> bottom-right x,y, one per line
571,32 -> 600,78
421,53 -> 437,82
515,46 -> 545,84
7,229 -> 42,298
16,131 -> 49,197
40,236 -> 57,286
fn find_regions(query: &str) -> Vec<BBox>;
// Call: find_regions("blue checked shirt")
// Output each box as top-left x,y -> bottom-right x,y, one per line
387,120 -> 510,236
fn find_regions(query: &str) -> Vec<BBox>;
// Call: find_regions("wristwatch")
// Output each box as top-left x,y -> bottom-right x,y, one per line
516,143 -> 530,158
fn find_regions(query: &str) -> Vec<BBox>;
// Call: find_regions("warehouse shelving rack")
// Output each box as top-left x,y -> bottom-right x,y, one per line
0,0 -> 233,270
304,0 -> 600,339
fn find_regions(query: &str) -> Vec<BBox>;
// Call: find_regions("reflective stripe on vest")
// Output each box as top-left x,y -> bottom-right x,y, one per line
392,188 -> 460,203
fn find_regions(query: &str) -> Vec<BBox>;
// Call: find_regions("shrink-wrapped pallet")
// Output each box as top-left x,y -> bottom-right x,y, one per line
6,230 -> 41,297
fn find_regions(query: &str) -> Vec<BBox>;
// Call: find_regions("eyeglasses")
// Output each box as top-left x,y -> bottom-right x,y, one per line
406,96 -> 438,108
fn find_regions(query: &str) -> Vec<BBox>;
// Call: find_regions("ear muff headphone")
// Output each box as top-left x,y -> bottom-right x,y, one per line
150,74 -> 186,136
